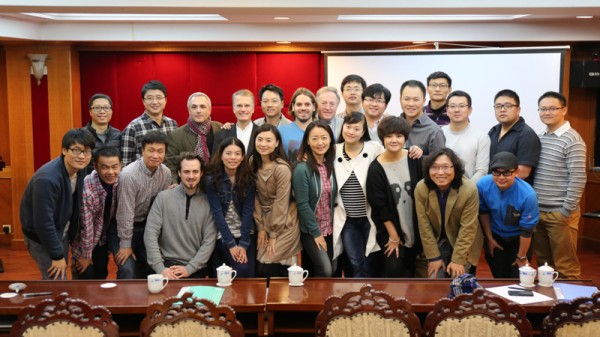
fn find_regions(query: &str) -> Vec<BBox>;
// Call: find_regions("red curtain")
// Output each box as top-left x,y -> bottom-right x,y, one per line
31,76 -> 50,170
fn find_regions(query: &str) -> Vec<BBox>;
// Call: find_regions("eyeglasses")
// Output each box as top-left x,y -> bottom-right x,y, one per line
447,104 -> 469,110
429,165 -> 454,173
538,106 -> 565,113
491,169 -> 516,177
363,97 -> 386,105
68,148 -> 92,156
428,83 -> 449,89
143,96 -> 165,102
493,103 -> 518,110
90,106 -> 112,112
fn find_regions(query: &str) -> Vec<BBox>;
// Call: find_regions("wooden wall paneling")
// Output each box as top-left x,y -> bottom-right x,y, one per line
0,48 -> 9,164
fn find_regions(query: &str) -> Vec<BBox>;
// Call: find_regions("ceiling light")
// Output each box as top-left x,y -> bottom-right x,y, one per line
273,16 -> 290,20
576,16 -> 594,19
338,14 -> 529,21
276,41 -> 291,44
21,13 -> 227,21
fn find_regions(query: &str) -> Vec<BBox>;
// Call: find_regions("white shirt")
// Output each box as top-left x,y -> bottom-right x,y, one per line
236,123 -> 253,154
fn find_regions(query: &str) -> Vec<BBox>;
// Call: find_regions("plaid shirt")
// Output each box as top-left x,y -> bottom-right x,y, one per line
71,171 -> 118,260
315,163 -> 333,237
120,112 -> 178,166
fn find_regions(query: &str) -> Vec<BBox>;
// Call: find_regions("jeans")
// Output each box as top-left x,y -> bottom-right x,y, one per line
71,243 -> 109,279
301,232 -> 334,277
485,232 -> 530,279
340,216 -> 371,277
212,235 -> 256,278
107,221 -> 137,279
25,236 -> 69,280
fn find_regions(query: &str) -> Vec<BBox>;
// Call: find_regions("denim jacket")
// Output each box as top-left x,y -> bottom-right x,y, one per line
205,175 -> 255,249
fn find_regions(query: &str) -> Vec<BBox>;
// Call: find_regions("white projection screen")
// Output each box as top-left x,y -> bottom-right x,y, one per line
325,47 -> 568,134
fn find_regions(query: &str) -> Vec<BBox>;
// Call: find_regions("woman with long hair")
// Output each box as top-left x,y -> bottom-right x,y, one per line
333,111 -> 383,277
205,137 -> 256,277
251,124 -> 302,277
292,121 -> 337,277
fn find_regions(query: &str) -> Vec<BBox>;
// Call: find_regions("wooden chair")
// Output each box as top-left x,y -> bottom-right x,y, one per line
541,291 -> 600,337
423,289 -> 532,337
10,292 -> 118,337
315,284 -> 421,337
139,291 -> 244,337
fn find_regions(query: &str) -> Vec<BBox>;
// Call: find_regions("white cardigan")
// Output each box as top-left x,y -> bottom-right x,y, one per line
332,140 -> 384,259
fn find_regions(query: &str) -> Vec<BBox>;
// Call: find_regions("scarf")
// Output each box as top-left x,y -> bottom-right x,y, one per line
187,116 -> 211,163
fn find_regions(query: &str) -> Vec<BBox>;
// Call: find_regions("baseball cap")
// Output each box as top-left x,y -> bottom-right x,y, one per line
489,152 -> 518,171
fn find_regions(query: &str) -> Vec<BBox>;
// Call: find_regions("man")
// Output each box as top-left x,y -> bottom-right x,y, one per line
316,86 -> 343,140
442,90 -> 490,184
213,89 -> 258,154
425,71 -> 452,126
488,89 -> 541,185
533,91 -> 586,279
399,80 -> 445,159
115,131 -> 171,278
339,74 -> 366,117
478,152 -> 539,278
145,152 -> 217,279
71,146 -> 121,279
254,84 -> 292,127
279,87 -> 317,164
362,83 -> 391,144
121,80 -> 178,166
84,93 -> 121,174
166,92 -> 222,184
20,128 -> 95,280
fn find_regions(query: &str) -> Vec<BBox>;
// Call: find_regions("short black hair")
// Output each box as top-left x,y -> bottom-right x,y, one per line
176,152 -> 205,175
88,93 -> 113,109
400,80 -> 426,98
341,74 -> 367,92
62,128 -> 95,151
427,71 -> 452,87
141,80 -> 167,98
446,90 -> 472,107
259,84 -> 284,101
538,91 -> 567,106
423,148 -> 465,190
141,131 -> 168,151
494,89 -> 520,106
94,146 -> 121,164
362,83 -> 392,105
377,116 -> 411,143
337,111 -> 371,144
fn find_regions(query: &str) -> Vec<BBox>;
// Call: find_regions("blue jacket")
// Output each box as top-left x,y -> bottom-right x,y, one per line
204,174 -> 255,249
20,157 -> 85,260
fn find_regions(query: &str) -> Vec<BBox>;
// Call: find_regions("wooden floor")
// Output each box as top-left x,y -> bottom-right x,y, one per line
1,243 -> 600,285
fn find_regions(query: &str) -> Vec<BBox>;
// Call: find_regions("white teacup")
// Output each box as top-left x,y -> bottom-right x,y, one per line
216,264 -> 237,286
288,264 -> 309,286
147,274 -> 169,294
538,262 -> 559,287
519,264 -> 536,287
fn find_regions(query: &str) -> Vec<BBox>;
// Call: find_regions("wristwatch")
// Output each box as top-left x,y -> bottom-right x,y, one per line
516,255 -> 528,261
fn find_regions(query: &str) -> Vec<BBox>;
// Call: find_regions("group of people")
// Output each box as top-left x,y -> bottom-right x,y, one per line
20,72 -> 586,282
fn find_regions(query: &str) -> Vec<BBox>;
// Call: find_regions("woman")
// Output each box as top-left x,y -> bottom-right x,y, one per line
333,111 -> 383,277
251,124 -> 302,277
415,148 -> 483,279
292,121 -> 337,277
366,116 -> 423,277
205,137 -> 256,277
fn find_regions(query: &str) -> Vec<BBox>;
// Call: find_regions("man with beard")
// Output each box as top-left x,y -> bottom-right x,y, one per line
144,152 -> 217,279
279,87 -> 317,165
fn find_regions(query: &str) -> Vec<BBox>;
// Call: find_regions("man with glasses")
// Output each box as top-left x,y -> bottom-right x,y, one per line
254,84 -> 292,127
84,93 -> 121,174
425,71 -> 452,125
533,91 -> 586,279
488,89 -> 541,185
442,90 -> 490,184
20,128 -> 95,279
477,152 -> 539,278
212,89 -> 258,154
339,74 -> 367,117
121,80 -> 178,166
362,83 -> 391,144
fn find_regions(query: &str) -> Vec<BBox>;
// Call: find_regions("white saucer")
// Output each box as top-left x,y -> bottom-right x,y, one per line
100,282 -> 117,289
0,292 -> 17,299
519,283 -> 535,288
289,282 -> 303,287
217,283 -> 232,287
538,283 -> 553,287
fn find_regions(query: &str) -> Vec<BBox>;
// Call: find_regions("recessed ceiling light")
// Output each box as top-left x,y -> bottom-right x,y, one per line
338,14 -> 529,21
412,41 -> 427,44
21,13 -> 227,21
273,16 -> 290,20
576,16 -> 594,19
276,41 -> 291,44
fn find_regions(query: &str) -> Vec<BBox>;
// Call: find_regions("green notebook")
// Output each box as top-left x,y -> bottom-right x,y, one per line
177,286 -> 225,305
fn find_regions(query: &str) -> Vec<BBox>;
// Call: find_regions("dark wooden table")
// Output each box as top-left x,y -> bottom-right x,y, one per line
0,278 -> 267,336
265,277 -> 596,336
